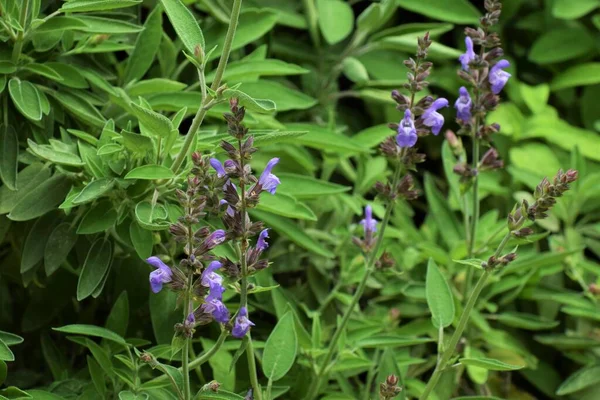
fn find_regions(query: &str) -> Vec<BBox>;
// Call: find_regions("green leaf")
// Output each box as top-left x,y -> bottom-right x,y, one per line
77,201 -> 118,234
285,123 -> 367,154
425,259 -> 455,328
256,192 -> 317,220
77,238 -> 113,301
221,88 -> 276,113
43,62 -> 89,89
0,163 -> 50,215
397,0 -> 480,24
316,0 -> 354,45
529,26 -> 595,65
27,139 -> 84,167
195,390 -> 244,400
250,209 -> 334,258
556,365 -> 600,395
206,59 -> 309,83
233,81 -> 315,111
276,173 -> 350,199
356,335 -> 433,348
160,0 -> 205,54
424,173 -> 462,248
491,312 -> 559,331
125,165 -> 175,180
552,0 -> 600,19
0,331 -> 23,347
73,16 -> 143,34
60,0 -> 142,12
534,334 -> 600,350
21,213 -> 57,274
0,125 -> 18,190
0,340 -> 14,362
50,91 -> 106,127
135,201 -> 170,231
130,221 -> 153,259
53,324 -> 126,345
8,78 -> 42,121
124,6 -> 163,83
106,292 -> 130,337
72,178 -> 114,205
27,390 -> 65,400
551,63 -> 600,91
8,174 -> 71,221
459,357 -> 524,371
262,311 -> 297,381
342,57 -> 369,83
130,101 -> 174,138
33,16 -> 89,32
520,84 -> 549,114
44,222 -> 78,276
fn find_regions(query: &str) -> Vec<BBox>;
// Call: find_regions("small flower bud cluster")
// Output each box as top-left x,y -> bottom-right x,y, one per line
379,375 -> 402,400
451,0 -> 509,188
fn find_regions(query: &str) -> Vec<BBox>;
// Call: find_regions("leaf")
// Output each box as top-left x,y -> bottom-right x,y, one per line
21,213 -> 57,274
50,91 -> 106,127
0,125 -> 18,190
28,390 -> 66,400
206,59 -> 309,83
356,335 -> 433,348
250,209 -> 334,258
262,311 -> 297,381
43,62 -> 89,89
256,192 -> 317,220
0,163 -> 50,215
160,0 -> 205,54
73,16 -> 143,34
520,84 -> 550,114
424,173 -> 462,248
8,174 -> 71,221
135,201 -> 170,231
125,165 -> 175,180
316,0 -> 354,45
124,6 -> 163,83
551,63 -> 600,91
276,173 -> 350,199
27,139 -> 84,167
53,324 -> 126,345
396,0 -> 480,24
534,334 -> 600,350
195,390 -> 244,399
60,0 -> 142,12
130,221 -> 153,259
221,88 -> 276,113
529,26 -> 595,64
45,222 -> 78,276
342,57 -> 369,83
8,78 -> 42,121
77,238 -> 113,301
73,178 -> 114,205
233,81 -> 315,111
556,365 -> 600,395
130,101 -> 174,138
552,0 -> 600,19
106,292 -> 130,338
0,340 -> 14,362
425,259 -> 455,328
78,201 -> 118,234
491,312 -> 559,331
285,123 -> 367,154
33,16 -> 89,32
459,357 -> 524,371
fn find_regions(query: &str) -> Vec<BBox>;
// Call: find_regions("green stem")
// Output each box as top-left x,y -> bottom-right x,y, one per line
304,162 -> 404,400
170,0 -> 243,173
302,0 -> 320,49
419,232 -> 511,400
11,0 -> 30,63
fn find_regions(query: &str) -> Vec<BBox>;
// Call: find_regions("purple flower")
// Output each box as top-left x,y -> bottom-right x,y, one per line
232,306 -> 255,338
396,109 -> 417,148
258,158 -> 281,195
210,158 -> 226,178
201,261 -> 223,289
204,229 -> 226,250
257,229 -> 269,251
360,205 -> 377,236
186,311 -> 195,326
147,256 -> 173,293
455,87 -> 472,123
201,297 -> 230,323
489,60 -> 511,94
459,37 -> 476,71
422,98 -> 449,135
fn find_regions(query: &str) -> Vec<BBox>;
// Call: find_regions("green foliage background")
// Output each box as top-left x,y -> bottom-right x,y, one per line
1,0 -> 600,399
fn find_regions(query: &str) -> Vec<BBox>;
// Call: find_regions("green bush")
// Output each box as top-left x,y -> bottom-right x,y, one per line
1,0 -> 599,399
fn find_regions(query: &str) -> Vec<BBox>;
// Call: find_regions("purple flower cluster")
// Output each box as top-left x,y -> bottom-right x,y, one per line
232,306 -> 255,338
147,256 -> 173,294
395,100 -> 449,149
360,205 -> 377,237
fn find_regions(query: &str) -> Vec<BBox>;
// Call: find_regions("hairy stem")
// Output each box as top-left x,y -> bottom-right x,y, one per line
11,0 -> 30,63
170,0 -> 243,173
419,231 -> 511,400
305,162 -> 404,400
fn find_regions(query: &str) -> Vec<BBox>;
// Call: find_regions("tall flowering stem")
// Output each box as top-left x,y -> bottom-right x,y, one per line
215,98 -> 278,400
453,0 -> 509,294
420,169 -> 578,399
305,33 -> 446,400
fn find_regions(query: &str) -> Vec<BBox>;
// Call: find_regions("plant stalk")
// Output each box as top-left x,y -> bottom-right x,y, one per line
170,0 -> 243,173
304,162 -> 404,400
419,231 -> 511,400
11,0 -> 30,63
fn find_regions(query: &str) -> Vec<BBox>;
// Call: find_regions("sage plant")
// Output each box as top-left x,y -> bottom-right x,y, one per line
305,33 -> 448,400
